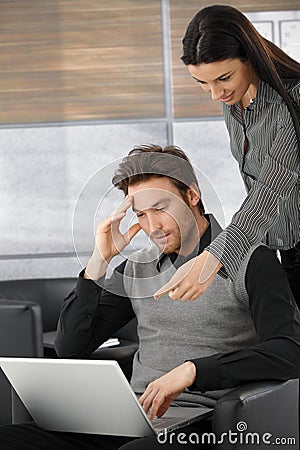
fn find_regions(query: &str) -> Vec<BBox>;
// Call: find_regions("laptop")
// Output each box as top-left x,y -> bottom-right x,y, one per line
0,357 -> 213,437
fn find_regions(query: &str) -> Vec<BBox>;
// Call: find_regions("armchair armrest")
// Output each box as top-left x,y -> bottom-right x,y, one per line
45,330 -> 138,380
212,379 -> 299,449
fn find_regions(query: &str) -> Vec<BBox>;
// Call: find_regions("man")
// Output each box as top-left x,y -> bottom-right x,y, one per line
1,144 -> 300,449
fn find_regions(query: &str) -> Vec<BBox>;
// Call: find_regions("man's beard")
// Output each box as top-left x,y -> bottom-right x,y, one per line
150,230 -> 181,254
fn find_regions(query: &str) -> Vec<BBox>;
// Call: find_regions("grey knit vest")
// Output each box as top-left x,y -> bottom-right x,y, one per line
123,219 -> 260,408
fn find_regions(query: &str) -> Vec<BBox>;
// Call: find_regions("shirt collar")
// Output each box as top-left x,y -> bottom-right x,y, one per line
228,79 -> 281,121
156,214 -> 214,272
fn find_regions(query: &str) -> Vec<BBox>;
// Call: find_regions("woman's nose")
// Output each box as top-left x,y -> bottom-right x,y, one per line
210,85 -> 224,101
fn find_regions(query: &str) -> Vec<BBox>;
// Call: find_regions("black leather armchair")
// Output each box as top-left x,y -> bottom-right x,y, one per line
0,278 -> 77,355
0,300 -> 43,424
0,278 -> 138,362
0,278 -> 138,424
212,379 -> 299,449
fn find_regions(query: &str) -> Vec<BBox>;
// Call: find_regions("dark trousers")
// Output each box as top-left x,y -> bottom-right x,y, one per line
0,420 -> 212,450
280,241 -> 300,307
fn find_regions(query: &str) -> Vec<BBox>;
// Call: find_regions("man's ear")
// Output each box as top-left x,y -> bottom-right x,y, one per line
186,183 -> 201,207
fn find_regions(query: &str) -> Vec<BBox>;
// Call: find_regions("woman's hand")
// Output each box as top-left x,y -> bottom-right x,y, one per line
139,362 -> 196,420
154,250 -> 222,301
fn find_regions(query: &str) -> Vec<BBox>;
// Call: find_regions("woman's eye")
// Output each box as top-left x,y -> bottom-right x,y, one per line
219,76 -> 230,82
136,213 -> 144,218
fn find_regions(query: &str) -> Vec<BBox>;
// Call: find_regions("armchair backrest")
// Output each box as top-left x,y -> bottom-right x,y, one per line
0,278 -> 77,332
0,300 -> 43,425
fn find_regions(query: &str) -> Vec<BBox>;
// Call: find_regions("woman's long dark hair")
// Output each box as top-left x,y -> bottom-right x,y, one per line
181,5 -> 300,145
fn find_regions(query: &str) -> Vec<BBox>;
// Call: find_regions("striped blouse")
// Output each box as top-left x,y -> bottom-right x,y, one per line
207,79 -> 300,280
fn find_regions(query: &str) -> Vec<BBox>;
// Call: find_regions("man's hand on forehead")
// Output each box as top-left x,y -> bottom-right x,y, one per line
84,195 -> 141,280
114,195 -> 134,216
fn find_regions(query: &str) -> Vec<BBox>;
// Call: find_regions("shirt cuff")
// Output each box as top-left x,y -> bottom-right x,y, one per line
207,224 -> 251,281
76,269 -> 105,308
187,356 -> 220,393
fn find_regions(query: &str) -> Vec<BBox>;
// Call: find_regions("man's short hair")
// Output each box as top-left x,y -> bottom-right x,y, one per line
112,144 -> 205,214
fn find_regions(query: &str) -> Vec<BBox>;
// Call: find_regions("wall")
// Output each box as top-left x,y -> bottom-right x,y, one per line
0,1 -> 299,279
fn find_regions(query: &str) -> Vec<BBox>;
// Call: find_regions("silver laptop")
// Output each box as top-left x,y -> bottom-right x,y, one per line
0,357 -> 213,437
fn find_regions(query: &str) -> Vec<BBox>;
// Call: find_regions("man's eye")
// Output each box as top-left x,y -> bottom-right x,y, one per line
136,212 -> 144,218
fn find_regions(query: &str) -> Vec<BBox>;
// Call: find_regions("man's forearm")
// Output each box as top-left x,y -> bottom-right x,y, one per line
84,253 -> 110,281
55,263 -> 136,358
54,274 -> 104,357
189,337 -> 300,393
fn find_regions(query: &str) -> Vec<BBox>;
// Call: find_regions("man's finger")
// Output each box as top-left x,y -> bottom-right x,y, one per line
110,211 -> 126,224
156,400 -> 172,418
127,222 -> 142,242
115,195 -> 133,215
110,213 -> 126,235
149,393 -> 165,420
140,389 -> 157,415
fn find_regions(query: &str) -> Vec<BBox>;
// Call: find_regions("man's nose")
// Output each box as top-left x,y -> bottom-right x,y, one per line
147,214 -> 163,233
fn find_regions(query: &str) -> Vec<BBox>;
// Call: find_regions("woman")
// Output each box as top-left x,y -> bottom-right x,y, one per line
155,5 -> 300,304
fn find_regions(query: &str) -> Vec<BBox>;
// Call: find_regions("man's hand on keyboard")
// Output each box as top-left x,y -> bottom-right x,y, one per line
139,361 -> 196,420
